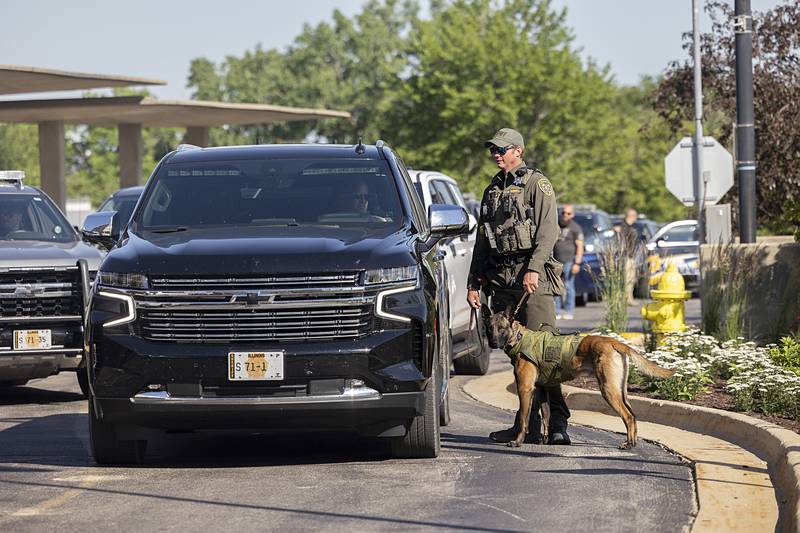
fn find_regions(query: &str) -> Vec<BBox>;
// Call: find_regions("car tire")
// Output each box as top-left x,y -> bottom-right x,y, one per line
76,367 -> 90,397
89,399 -> 146,465
390,376 -> 440,459
452,317 -> 491,376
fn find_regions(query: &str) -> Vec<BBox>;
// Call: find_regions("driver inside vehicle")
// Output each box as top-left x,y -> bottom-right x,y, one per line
338,179 -> 372,214
0,203 -> 25,237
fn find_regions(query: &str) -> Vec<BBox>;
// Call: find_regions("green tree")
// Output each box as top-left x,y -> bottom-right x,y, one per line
188,0 -> 417,145
0,123 -> 41,186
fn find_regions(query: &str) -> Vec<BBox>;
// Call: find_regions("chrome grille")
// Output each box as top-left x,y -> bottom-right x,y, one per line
0,267 -> 82,320
136,273 -> 373,343
150,272 -> 360,291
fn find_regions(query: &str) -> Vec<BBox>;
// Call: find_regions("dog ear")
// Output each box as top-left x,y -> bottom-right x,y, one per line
504,303 -> 515,320
480,303 -> 492,318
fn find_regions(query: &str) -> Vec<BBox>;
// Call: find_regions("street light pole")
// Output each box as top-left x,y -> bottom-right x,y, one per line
692,0 -> 706,244
734,0 -> 757,242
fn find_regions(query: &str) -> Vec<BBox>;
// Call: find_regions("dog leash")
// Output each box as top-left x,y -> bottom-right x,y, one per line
512,292 -> 530,318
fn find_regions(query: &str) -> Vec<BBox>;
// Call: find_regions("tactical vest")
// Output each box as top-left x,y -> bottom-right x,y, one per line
506,330 -> 583,385
481,169 -> 537,255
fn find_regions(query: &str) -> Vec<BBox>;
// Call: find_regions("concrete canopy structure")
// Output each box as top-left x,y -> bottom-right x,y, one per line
0,69 -> 351,209
0,65 -> 165,95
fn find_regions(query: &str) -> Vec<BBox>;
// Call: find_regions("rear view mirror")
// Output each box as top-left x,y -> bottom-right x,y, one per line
81,211 -> 119,250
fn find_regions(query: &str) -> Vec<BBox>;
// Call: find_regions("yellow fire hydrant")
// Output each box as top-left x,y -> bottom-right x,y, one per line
641,263 -> 691,334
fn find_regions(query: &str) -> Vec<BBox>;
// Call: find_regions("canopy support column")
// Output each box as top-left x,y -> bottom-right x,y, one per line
183,126 -> 209,147
38,120 -> 66,209
118,123 -> 143,189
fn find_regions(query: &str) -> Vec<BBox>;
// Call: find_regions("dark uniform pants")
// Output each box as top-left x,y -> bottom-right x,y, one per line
489,272 -> 571,434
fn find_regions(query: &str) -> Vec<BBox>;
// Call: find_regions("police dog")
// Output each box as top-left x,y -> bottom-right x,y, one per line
482,304 -> 674,450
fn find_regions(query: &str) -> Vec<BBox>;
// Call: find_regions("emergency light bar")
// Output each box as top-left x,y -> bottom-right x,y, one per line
0,170 -> 25,189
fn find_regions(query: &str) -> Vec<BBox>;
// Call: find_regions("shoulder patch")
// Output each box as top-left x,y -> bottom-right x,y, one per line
537,178 -> 553,196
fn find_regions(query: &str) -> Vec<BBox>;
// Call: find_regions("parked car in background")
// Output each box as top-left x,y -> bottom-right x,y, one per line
93,185 -> 144,230
646,219 -> 700,293
0,171 -> 102,391
410,170 -> 491,376
571,207 -> 615,304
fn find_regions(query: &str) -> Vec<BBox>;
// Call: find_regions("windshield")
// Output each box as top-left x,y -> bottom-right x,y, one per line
0,194 -> 77,243
136,159 -> 405,230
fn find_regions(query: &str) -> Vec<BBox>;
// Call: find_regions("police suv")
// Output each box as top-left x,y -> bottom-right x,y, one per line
82,142 -> 468,464
0,171 -> 102,389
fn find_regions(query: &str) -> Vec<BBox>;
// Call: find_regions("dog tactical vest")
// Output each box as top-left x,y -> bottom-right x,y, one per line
506,330 -> 583,385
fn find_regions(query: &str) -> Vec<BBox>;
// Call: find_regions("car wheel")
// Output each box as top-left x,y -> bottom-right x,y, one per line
390,374 -> 440,459
89,399 -> 146,465
452,315 -> 491,376
76,367 -> 90,397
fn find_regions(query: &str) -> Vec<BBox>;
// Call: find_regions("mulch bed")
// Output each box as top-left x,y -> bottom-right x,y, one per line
565,375 -> 800,435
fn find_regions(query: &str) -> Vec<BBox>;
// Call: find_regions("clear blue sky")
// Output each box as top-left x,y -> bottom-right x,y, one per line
1,0 -> 784,101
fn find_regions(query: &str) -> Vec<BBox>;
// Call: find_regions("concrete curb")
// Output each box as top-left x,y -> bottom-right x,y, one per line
560,384 -> 800,532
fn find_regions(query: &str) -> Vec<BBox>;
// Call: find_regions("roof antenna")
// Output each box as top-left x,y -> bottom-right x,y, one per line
355,136 -> 365,154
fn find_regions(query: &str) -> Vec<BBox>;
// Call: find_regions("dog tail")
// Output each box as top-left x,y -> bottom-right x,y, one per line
613,340 -> 675,379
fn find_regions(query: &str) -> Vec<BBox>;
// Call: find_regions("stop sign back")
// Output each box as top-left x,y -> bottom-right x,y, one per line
664,136 -> 734,206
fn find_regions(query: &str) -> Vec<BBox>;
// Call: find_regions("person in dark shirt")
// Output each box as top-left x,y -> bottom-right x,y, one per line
553,204 -> 583,320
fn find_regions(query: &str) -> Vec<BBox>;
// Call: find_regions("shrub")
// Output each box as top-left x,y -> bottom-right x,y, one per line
769,336 -> 800,375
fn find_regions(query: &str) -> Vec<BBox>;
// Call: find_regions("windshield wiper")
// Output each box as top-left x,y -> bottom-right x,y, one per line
149,226 -> 188,233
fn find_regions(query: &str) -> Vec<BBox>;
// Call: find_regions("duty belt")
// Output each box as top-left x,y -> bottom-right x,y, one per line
490,253 -> 529,268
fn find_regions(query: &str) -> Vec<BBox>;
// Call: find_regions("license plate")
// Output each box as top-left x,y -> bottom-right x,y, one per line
228,351 -> 284,381
13,329 -> 52,351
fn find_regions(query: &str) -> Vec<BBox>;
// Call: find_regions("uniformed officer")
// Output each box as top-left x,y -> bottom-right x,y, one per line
466,127 -> 571,445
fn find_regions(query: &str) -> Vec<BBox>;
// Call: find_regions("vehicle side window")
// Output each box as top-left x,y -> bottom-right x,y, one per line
662,224 -> 698,242
430,180 -> 458,206
444,182 -> 466,208
428,182 -> 448,205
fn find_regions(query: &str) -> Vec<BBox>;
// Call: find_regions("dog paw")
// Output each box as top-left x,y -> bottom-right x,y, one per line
507,441 -> 522,448
618,442 -> 633,450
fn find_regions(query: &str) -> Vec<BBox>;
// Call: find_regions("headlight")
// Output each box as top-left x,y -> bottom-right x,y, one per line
97,290 -> 136,327
364,266 -> 417,285
98,271 -> 149,289
584,243 -> 595,253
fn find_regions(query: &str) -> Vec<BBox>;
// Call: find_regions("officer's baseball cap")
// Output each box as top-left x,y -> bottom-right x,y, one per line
485,128 -> 524,149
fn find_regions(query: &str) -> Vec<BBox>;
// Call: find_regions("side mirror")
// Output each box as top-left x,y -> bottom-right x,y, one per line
419,204 -> 469,252
81,211 -> 119,250
429,204 -> 469,237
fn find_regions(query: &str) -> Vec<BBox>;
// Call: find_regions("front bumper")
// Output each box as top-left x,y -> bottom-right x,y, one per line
0,348 -> 82,381
89,325 -> 430,435
96,388 -> 425,436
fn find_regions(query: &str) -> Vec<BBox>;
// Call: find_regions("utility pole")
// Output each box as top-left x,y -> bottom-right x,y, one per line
692,0 -> 706,244
734,0 -> 757,242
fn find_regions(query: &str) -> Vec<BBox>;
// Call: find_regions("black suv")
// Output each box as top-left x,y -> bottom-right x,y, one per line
82,142 -> 468,464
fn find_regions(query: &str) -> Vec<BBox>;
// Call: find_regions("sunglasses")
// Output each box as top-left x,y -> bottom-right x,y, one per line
488,145 -> 514,156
